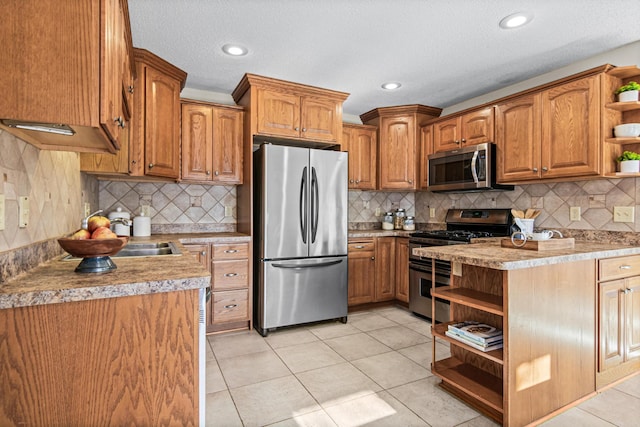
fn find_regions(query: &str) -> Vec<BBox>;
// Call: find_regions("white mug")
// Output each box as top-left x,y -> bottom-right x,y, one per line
511,229 -> 563,247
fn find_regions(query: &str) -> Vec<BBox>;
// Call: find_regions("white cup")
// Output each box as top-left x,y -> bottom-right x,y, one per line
511,229 -> 563,246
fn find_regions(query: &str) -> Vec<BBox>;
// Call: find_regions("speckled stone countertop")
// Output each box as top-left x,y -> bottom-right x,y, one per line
413,239 -> 640,270
0,233 -> 250,310
348,229 -> 414,238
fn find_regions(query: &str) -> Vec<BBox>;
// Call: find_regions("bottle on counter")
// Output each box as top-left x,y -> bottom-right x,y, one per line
382,212 -> 394,230
403,216 -> 415,231
393,208 -> 406,230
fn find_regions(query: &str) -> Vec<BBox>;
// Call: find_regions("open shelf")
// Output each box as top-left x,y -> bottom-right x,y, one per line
433,323 -> 504,365
607,65 -> 640,79
605,101 -> 640,112
432,357 -> 503,413
605,136 -> 640,144
431,286 -> 503,315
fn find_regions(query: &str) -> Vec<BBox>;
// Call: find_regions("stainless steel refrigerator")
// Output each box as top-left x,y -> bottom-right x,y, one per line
254,144 -> 348,336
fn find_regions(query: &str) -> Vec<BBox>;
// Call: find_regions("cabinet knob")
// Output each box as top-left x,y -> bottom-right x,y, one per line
215,170 -> 219,176
371,256 -> 375,260
302,128 -> 307,132
206,170 -> 211,175
455,140 -> 460,144
408,179 -> 413,184
114,117 -> 125,128
128,85 -> 134,94
461,138 -> 466,143
349,179 -> 354,183
532,167 -> 538,172
200,251 -> 206,256
148,163 -> 154,169
224,304 -> 238,309
295,127 -> 299,131
542,166 -> 548,172
356,179 -> 360,184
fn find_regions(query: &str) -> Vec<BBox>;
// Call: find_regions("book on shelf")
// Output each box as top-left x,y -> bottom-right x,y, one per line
445,330 -> 504,352
448,321 -> 503,344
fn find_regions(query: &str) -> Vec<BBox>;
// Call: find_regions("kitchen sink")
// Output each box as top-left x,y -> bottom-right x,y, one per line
62,241 -> 182,260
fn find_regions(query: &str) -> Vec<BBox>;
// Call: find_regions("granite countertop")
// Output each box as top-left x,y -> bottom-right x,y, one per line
413,239 -> 640,270
349,229 -> 414,238
0,232 -> 250,310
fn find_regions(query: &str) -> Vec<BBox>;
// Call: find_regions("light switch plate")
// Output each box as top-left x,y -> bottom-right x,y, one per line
140,205 -> 151,217
224,206 -> 233,217
19,196 -> 29,228
614,206 -> 634,223
430,208 -> 436,218
0,194 -> 5,230
570,206 -> 581,221
84,202 -> 91,218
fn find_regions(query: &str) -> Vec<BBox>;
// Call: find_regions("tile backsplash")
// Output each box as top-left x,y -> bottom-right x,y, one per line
0,130 -> 97,252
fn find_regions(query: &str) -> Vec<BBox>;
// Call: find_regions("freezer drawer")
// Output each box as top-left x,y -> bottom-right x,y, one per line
256,256 -> 348,335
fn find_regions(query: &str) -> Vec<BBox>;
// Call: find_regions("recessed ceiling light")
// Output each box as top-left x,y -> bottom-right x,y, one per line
381,82 -> 402,90
499,12 -> 533,29
222,44 -> 248,56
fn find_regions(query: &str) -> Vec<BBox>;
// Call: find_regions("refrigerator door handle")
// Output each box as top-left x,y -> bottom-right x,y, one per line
300,167 -> 308,244
311,167 -> 319,243
272,259 -> 344,269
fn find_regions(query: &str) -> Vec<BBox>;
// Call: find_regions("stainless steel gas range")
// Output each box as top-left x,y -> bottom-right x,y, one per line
408,208 -> 513,322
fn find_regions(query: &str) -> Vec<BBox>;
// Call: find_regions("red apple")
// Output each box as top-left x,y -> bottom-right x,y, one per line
69,228 -> 91,240
87,215 -> 110,232
91,226 -> 117,239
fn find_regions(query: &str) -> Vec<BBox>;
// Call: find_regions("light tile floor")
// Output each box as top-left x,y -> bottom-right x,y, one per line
206,306 -> 640,427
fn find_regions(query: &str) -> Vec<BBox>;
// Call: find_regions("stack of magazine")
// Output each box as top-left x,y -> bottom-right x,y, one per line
445,321 -> 503,352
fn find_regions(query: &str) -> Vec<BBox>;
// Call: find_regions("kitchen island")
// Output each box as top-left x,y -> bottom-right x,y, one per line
413,240 -> 640,427
0,238 -> 211,426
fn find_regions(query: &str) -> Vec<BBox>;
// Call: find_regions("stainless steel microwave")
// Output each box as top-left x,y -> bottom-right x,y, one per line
427,142 -> 513,192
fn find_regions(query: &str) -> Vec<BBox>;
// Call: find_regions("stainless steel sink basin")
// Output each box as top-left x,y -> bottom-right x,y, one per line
62,241 -> 182,260
113,242 -> 182,257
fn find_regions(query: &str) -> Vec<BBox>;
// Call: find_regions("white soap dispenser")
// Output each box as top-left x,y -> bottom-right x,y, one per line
133,212 -> 151,237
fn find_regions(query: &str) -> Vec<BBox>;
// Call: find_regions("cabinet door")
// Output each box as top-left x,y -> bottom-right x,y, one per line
100,0 -> 124,147
375,237 -> 396,301
599,280 -> 625,371
626,276 -> 640,361
301,96 -> 340,142
212,108 -> 243,184
395,237 -> 410,303
378,116 -> 416,190
433,116 -> 460,153
256,89 -> 301,138
495,93 -> 542,182
348,241 -> 375,305
462,107 -> 494,146
348,127 -> 377,190
181,104 -> 214,181
541,75 -> 600,179
419,124 -> 433,189
144,66 -> 181,178
183,244 -> 212,329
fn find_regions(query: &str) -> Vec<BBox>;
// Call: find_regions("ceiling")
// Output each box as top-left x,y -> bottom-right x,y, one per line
128,1 -> 640,118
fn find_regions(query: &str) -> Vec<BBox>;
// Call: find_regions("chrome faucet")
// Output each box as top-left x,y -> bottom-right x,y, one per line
81,209 -> 103,230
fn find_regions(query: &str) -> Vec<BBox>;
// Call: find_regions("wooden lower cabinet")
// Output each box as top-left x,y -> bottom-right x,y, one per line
184,241 -> 251,333
348,239 -> 376,305
375,237 -> 396,301
431,260 -> 596,426
597,255 -> 640,388
395,237 -> 409,302
0,290 -> 200,425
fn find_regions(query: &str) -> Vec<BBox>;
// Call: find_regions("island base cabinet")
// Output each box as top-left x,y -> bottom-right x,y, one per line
0,290 -> 201,426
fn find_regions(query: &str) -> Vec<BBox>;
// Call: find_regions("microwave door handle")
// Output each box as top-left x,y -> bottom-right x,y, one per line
470,150 -> 479,183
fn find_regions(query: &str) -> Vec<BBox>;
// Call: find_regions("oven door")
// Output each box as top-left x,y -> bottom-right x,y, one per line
408,259 -> 451,323
427,143 -> 489,192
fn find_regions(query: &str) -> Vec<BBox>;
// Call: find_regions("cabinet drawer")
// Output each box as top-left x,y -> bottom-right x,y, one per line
212,290 -> 249,323
599,255 -> 640,281
212,242 -> 249,259
212,259 -> 249,290
348,240 -> 375,252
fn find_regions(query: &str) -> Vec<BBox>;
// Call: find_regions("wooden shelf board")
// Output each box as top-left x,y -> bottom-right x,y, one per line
433,323 -> 504,365
605,101 -> 640,112
432,357 -> 504,413
605,137 -> 640,144
431,287 -> 503,315
607,66 -> 640,79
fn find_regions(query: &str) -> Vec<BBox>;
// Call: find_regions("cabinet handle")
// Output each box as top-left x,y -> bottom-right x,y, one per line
224,249 -> 238,253
629,288 -> 635,293
619,265 -> 632,270
354,245 -> 365,249
623,288 -> 630,294
148,163 -> 154,169
128,85 -> 134,94
206,170 -> 211,175
114,116 -> 125,128
533,167 -> 538,172
224,304 -> 238,309
224,273 -> 238,277
542,166 -> 548,172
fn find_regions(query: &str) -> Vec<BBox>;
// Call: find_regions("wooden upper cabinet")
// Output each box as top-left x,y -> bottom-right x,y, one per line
497,74 -> 600,183
134,48 -> 187,179
343,124 -> 376,190
0,0 -> 133,154
361,105 -> 441,191
433,107 -> 494,153
181,100 -> 244,184
419,124 -> 433,189
233,74 -> 348,145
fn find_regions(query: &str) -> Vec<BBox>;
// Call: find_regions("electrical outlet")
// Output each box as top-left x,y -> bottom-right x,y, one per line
374,207 -> 381,216
429,208 -> 436,218
84,202 -> 91,218
363,200 -> 370,210
570,206 -> 581,221
224,206 -> 233,217
19,196 -> 29,228
140,205 -> 151,217
614,206 -> 635,223
0,194 -> 5,230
